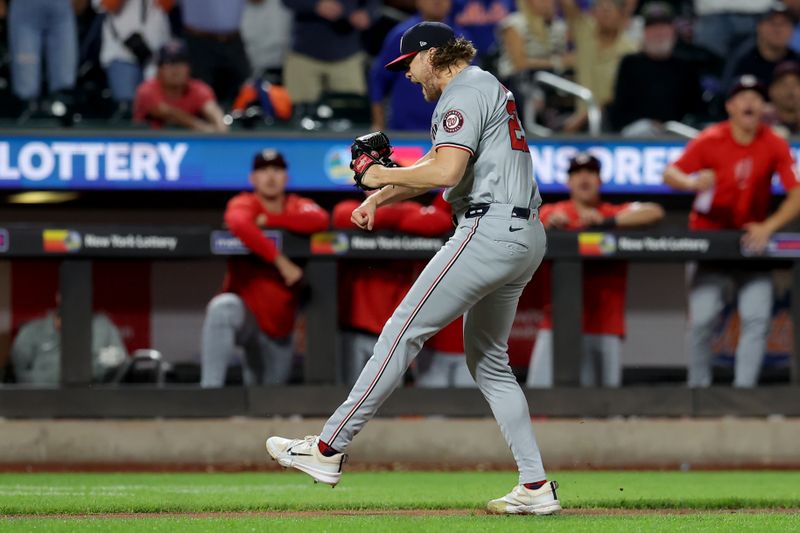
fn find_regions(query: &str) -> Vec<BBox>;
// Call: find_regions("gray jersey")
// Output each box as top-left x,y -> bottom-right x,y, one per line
314,58 -> 551,492
431,66 -> 541,216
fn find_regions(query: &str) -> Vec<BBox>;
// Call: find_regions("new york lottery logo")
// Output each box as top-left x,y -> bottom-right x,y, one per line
578,232 -> 616,256
43,229 -> 82,253
325,146 -> 357,185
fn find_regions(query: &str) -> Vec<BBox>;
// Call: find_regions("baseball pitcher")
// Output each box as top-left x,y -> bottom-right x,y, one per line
267,22 -> 559,515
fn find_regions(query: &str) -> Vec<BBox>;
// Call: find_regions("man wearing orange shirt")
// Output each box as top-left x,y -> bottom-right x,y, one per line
527,153 -> 664,388
664,75 -> 800,388
200,150 -> 330,387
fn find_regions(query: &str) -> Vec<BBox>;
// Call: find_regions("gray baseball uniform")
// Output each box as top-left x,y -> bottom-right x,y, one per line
686,263 -> 773,388
321,66 -> 549,484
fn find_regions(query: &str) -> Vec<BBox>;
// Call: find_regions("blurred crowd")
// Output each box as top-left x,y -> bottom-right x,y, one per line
1,0 -> 800,135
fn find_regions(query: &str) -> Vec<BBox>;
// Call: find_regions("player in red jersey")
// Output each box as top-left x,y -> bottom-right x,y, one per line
200,150 -> 330,387
664,75 -> 800,387
334,192 -> 456,385
527,153 -> 664,388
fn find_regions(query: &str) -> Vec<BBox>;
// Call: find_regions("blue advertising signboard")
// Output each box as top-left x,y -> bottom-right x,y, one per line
0,133 -> 797,193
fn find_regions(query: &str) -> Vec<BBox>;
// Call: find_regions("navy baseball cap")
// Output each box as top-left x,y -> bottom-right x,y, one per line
253,149 -> 287,170
727,75 -> 768,101
568,153 -> 601,174
157,39 -> 190,65
385,22 -> 455,72
641,1 -> 674,26
760,2 -> 797,24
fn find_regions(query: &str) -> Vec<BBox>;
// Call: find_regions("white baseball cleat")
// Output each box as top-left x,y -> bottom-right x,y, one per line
266,435 -> 347,487
486,481 -> 561,515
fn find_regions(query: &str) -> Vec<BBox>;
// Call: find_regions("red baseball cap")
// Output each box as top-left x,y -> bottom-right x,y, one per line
385,22 -> 455,72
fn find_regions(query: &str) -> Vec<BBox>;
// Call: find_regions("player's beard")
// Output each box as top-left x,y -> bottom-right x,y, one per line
421,81 -> 442,102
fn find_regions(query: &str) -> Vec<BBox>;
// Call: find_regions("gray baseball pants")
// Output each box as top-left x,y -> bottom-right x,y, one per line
200,293 -> 293,387
527,330 -> 622,388
321,204 -> 548,484
687,265 -> 773,388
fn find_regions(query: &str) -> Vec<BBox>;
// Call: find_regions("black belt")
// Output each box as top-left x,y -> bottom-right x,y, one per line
464,204 -> 531,219
453,203 -> 532,226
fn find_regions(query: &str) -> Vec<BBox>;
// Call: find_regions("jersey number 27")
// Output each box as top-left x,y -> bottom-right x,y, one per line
506,100 -> 529,153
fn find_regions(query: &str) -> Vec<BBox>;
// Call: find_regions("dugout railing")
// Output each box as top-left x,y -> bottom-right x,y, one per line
1,225 -> 800,418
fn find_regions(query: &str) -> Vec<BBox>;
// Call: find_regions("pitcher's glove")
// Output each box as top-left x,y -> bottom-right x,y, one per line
350,131 -> 398,191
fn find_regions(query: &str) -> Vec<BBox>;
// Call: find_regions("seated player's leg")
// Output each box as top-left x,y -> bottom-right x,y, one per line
733,272 -> 773,388
258,332 -> 294,385
200,293 -> 248,388
341,331 -> 378,386
415,351 -> 451,387
598,334 -> 623,388
687,268 -> 728,388
449,353 -> 477,388
579,335 -> 599,387
527,329 -> 553,388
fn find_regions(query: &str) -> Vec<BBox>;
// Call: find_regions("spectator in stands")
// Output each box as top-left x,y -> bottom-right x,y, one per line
785,0 -> 800,53
496,0 -> 570,81
95,0 -> 172,114
765,60 -> 800,136
11,302 -> 128,385
452,0 -> 514,58
0,1 -> 11,117
8,0 -> 77,115
609,2 -> 703,135
664,76 -> 800,388
559,0 -> 638,133
241,0 -> 292,83
527,153 -> 664,388
495,0 -> 571,126
179,0 -> 250,106
133,39 -> 228,131
692,0 -> 772,61
333,193 -> 453,385
370,0 -> 470,131
282,0 -> 379,106
721,3 -> 799,91
200,150 -> 330,387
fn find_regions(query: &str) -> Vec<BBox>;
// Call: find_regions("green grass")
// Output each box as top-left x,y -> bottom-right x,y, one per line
3,515 -> 800,533
1,472 -> 799,531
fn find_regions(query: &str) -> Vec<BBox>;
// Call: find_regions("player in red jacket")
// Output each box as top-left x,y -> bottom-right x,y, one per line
527,153 -> 664,388
334,192 -> 454,385
664,75 -> 800,387
200,150 -> 330,387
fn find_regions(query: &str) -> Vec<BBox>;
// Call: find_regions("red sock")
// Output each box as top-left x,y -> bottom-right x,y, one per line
523,480 -> 547,490
318,439 -> 340,457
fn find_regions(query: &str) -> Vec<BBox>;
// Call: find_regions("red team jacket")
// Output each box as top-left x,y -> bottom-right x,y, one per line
223,192 -> 330,338
672,121 -> 800,229
538,200 -> 630,336
334,195 -> 464,353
